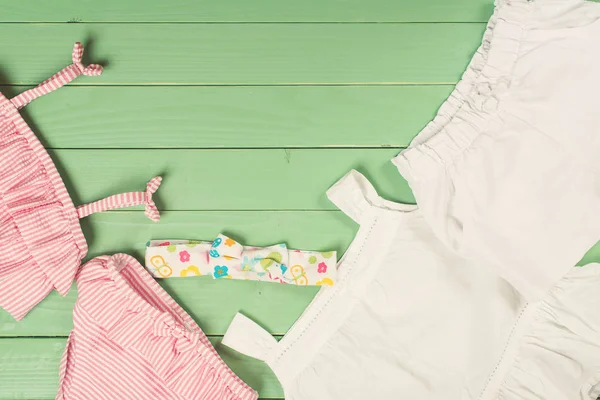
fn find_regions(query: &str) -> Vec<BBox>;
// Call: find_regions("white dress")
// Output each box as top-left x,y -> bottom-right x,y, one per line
223,170 -> 600,399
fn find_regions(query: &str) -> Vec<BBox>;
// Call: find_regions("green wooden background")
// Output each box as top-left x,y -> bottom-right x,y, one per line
0,1 -> 599,399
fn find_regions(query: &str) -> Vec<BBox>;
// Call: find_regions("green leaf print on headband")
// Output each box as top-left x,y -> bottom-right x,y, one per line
260,252 -> 283,270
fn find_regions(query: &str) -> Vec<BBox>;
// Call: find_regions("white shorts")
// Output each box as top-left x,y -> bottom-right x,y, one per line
393,0 -> 600,301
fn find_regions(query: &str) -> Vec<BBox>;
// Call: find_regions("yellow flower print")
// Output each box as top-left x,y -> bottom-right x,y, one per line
150,255 -> 172,277
316,278 -> 334,287
180,265 -> 201,277
290,265 -> 308,286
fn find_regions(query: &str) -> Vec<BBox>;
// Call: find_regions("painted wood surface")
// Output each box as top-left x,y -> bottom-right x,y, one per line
0,24 -> 485,85
0,0 -> 494,22
48,148 -> 414,210
0,0 -> 599,399
2,85 -> 453,149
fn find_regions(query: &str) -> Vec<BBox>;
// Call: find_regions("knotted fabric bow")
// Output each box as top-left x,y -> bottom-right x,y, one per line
11,42 -> 103,110
152,313 -> 202,353
145,235 -> 338,286
71,42 -> 103,76
107,307 -> 202,354
209,234 -> 289,280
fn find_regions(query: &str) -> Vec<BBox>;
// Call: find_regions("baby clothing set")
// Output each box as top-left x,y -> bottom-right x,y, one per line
1,0 -> 599,399
223,1 -> 600,399
0,43 -> 258,400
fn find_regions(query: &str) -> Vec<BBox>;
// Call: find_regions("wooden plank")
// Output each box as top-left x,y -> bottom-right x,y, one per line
0,24 -> 485,85
0,337 -> 284,399
49,148 -> 414,210
0,0 -> 493,23
4,85 -> 453,149
0,210 -> 354,337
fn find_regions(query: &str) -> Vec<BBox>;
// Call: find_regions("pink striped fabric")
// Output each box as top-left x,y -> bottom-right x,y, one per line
76,176 -> 162,222
11,42 -> 103,110
57,254 -> 259,400
0,42 -> 163,321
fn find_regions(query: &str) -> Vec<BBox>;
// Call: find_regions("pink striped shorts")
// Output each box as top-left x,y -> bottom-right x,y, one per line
57,253 -> 258,400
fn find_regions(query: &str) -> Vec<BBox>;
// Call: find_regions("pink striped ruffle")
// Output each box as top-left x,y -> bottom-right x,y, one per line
0,42 -> 105,320
0,104 -> 86,320
0,43 -> 163,321
57,254 -> 259,400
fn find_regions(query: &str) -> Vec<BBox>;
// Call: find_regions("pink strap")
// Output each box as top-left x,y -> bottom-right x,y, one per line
76,177 -> 162,222
10,42 -> 103,110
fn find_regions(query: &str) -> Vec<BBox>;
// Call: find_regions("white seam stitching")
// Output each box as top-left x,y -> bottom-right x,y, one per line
275,216 -> 379,362
478,303 -> 530,400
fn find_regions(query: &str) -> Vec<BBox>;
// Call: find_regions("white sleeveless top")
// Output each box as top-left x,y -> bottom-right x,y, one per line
222,170 -> 600,400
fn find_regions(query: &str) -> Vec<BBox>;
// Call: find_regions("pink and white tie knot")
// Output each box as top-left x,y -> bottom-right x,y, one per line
144,176 -> 162,222
72,42 -> 103,76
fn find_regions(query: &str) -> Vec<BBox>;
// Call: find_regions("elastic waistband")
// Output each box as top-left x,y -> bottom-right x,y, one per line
393,0 -> 532,179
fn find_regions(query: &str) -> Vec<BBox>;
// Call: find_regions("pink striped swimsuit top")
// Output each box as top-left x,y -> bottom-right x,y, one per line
3,43 -> 260,400
0,43 -> 163,321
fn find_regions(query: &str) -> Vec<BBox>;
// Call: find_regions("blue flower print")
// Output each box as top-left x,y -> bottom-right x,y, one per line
213,265 -> 229,279
280,264 -> 288,275
209,249 -> 220,258
212,237 -> 222,248
241,255 -> 254,272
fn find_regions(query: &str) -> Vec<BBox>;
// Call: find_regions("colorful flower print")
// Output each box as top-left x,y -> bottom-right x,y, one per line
146,235 -> 337,286
316,277 -> 334,287
149,255 -> 172,278
180,265 -> 201,277
260,252 -> 283,270
318,262 -> 328,273
269,273 -> 285,284
241,256 -> 254,272
213,265 -> 229,279
179,250 -> 190,263
291,265 -> 308,286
